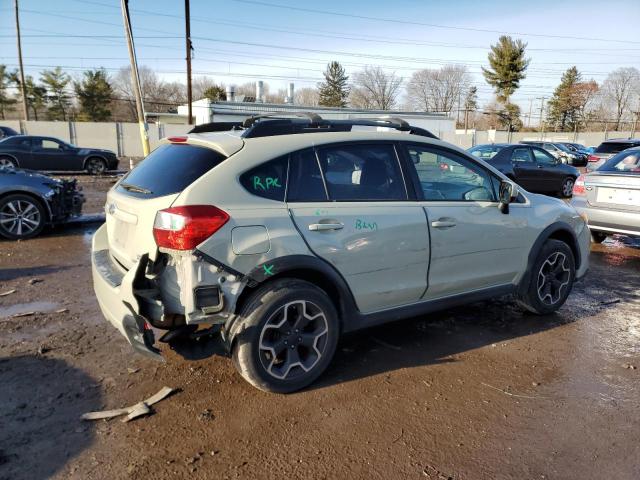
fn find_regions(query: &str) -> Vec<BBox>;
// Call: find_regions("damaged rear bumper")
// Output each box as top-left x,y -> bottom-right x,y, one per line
91,223 -> 163,361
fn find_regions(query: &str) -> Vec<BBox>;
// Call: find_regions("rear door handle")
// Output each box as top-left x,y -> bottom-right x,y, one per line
308,222 -> 344,231
431,220 -> 456,229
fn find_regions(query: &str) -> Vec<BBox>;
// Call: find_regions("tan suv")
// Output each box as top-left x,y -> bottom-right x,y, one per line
92,115 -> 590,393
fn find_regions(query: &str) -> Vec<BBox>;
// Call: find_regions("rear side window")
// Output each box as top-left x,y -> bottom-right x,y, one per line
240,155 -> 288,201
316,143 -> 406,201
511,147 -> 533,163
595,142 -> 636,154
287,149 -> 327,202
117,144 -> 226,198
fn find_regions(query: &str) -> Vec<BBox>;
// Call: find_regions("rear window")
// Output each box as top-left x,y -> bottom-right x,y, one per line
468,145 -> 504,159
117,144 -> 226,198
595,142 -> 637,154
599,150 -> 640,173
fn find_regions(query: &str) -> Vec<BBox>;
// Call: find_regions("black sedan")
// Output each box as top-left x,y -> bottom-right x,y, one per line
0,135 -> 118,175
468,143 -> 580,198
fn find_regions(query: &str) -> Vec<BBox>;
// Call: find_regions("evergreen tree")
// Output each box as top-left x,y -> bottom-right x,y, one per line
318,61 -> 349,107
74,69 -> 113,121
547,67 -> 582,131
41,67 -> 72,120
482,36 -> 530,103
0,65 -> 17,120
203,84 -> 226,101
24,76 -> 47,121
464,86 -> 478,112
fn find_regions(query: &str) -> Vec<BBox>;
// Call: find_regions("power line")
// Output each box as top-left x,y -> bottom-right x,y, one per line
231,0 -> 640,45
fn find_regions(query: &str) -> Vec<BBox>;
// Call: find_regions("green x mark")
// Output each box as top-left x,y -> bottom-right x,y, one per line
263,264 -> 274,276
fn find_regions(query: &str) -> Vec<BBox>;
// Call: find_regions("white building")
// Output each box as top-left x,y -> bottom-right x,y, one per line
178,99 -> 455,136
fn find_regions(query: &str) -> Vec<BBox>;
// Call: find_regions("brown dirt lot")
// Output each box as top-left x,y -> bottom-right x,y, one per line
1,178 -> 639,480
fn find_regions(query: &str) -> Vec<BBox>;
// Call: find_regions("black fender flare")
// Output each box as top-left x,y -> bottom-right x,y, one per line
216,254 -> 360,348
518,221 -> 580,296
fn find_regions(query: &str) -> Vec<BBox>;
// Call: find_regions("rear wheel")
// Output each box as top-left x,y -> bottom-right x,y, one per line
86,157 -> 106,175
591,231 -> 607,243
0,156 -> 17,168
0,194 -> 46,240
560,177 -> 575,198
517,239 -> 575,315
231,279 -> 339,393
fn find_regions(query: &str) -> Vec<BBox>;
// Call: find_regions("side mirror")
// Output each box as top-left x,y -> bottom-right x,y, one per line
498,181 -> 518,214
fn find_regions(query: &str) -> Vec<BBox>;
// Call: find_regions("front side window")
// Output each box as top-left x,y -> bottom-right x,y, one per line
315,143 -> 406,201
511,147 -> 533,163
240,155 -> 288,201
532,148 -> 556,165
405,145 -> 496,202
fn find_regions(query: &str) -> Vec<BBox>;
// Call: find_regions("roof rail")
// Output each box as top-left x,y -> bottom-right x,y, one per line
188,113 -> 439,139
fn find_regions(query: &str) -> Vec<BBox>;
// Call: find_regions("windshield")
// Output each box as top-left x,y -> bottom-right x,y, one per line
468,145 -> 505,160
599,150 -> 640,173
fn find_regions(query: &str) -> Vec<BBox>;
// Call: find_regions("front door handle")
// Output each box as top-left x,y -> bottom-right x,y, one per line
431,219 -> 456,229
308,222 -> 344,231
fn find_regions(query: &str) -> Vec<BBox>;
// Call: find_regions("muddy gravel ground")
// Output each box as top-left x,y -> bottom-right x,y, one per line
1,177 -> 639,480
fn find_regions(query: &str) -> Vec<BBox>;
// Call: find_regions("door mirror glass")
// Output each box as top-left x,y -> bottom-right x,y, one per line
498,181 -> 518,214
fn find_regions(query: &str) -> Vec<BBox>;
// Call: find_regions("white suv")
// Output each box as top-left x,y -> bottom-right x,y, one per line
92,115 -> 590,393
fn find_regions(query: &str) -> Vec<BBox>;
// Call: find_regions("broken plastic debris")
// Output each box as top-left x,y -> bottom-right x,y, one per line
81,386 -> 175,422
0,289 -> 16,297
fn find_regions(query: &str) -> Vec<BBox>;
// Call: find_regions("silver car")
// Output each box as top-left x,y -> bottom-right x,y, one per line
92,115 -> 590,393
572,147 -> 640,242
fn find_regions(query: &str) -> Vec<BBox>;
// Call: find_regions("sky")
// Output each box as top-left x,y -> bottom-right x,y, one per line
1,0 -> 640,121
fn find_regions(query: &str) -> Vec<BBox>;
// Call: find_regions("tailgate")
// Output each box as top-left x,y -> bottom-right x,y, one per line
105,189 -> 179,269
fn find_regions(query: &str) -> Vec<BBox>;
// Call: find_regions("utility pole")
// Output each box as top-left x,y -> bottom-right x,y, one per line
631,110 -> 639,139
527,98 -> 533,128
120,0 -> 150,159
537,97 -> 546,141
185,0 -> 193,125
14,0 -> 28,121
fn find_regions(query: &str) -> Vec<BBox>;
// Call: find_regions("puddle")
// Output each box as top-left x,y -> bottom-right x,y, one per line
0,301 -> 60,319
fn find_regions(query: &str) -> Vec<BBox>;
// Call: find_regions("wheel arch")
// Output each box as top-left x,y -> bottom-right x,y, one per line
0,153 -> 20,167
518,222 -> 580,296
225,255 -> 359,349
0,189 -> 52,222
82,155 -> 108,169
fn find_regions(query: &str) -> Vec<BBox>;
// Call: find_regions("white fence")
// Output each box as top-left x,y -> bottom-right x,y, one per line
2,120 -> 637,158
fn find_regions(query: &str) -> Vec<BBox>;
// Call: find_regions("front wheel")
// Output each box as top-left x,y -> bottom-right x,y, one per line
560,177 -> 575,198
86,157 -> 107,175
231,279 -> 339,393
0,194 -> 46,240
517,239 -> 575,315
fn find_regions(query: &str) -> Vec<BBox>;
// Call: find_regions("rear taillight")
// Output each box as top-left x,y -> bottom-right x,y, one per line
153,205 -> 229,250
573,174 -> 586,196
587,154 -> 599,162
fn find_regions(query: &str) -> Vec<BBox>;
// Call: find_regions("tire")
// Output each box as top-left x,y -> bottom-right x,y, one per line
560,177 -> 575,198
517,239 -> 575,315
591,231 -> 607,243
231,278 -> 340,393
85,157 -> 107,175
0,194 -> 46,240
0,156 -> 17,168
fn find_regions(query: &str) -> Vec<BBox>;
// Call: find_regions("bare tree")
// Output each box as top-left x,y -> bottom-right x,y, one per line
602,67 -> 640,130
406,65 -> 471,114
192,76 -> 224,100
294,87 -> 320,106
350,66 -> 402,110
